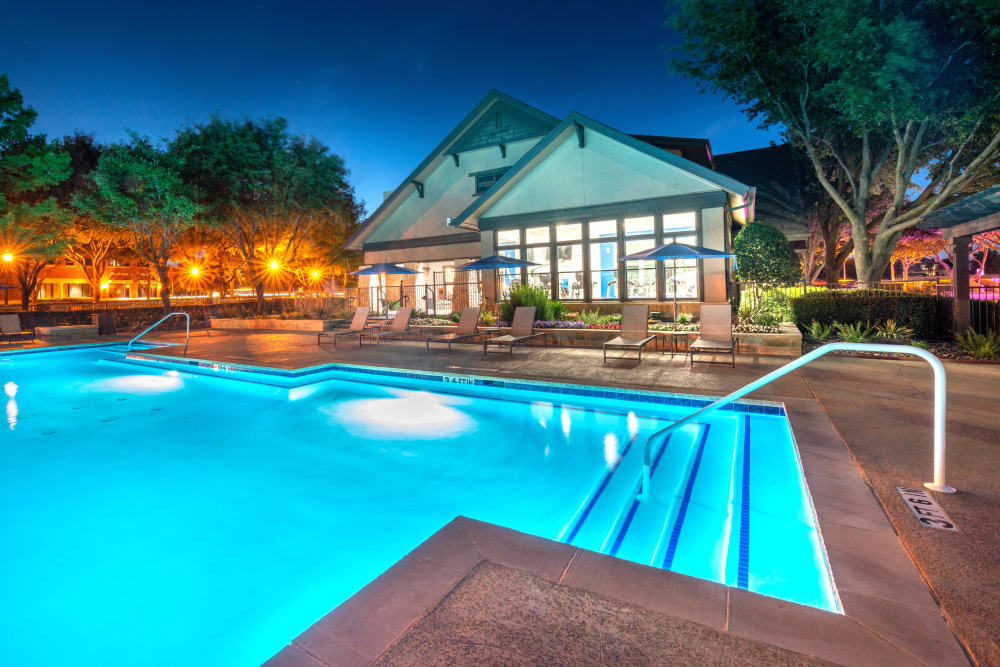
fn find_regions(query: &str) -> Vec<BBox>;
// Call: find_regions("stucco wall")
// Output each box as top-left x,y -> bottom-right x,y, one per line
365,138 -> 537,245
480,129 -> 716,220
700,206 -> 729,302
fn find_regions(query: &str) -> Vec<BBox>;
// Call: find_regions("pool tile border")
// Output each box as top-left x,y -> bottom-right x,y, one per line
122,350 -> 787,416
265,397 -> 967,667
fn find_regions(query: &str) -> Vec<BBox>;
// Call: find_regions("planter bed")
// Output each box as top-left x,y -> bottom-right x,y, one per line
414,323 -> 802,357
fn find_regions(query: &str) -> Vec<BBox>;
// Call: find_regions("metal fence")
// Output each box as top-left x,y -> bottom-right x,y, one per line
356,281 -> 483,318
935,283 -> 1000,333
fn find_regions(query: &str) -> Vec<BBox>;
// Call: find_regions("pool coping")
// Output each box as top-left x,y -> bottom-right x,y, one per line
121,349 -> 789,416
265,396 -> 968,666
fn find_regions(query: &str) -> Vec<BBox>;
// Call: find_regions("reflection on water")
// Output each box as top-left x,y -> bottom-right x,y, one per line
4,381 -> 16,430
603,432 -> 619,467
85,374 -> 184,395
329,390 -> 474,440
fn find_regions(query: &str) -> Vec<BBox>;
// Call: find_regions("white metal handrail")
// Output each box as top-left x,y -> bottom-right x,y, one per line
637,343 -> 954,502
126,312 -> 190,351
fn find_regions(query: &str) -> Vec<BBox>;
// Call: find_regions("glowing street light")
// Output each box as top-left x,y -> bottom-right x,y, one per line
2,252 -> 12,263
100,282 -> 109,290
311,270 -> 319,278
269,259 -> 279,270
190,266 -> 200,276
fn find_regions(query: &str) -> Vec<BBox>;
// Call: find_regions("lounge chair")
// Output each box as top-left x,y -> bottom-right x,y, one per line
483,306 -> 547,356
690,304 -> 735,367
361,307 -> 413,348
426,306 -> 481,353
0,314 -> 34,345
603,304 -> 656,363
317,306 -> 374,347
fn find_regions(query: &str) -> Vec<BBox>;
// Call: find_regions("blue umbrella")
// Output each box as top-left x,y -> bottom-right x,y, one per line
351,263 -> 419,317
620,242 -> 735,330
456,255 -> 540,310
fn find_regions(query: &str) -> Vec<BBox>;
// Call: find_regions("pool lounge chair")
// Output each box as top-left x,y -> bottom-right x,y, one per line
690,303 -> 735,367
426,306 -> 481,353
317,306 -> 374,347
603,304 -> 656,363
0,314 -> 34,345
483,306 -> 547,356
361,307 -> 413,349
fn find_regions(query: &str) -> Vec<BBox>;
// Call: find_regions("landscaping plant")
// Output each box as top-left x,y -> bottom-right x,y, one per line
499,285 -> 566,322
732,222 -> 801,283
955,329 -> 1000,360
835,321 -> 874,343
876,319 -> 913,340
807,320 -> 835,341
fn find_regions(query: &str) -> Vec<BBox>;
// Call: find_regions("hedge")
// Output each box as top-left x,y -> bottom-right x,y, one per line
790,290 -> 950,338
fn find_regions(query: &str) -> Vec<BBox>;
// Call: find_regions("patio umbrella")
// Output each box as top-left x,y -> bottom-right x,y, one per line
620,242 -> 734,331
455,255 -> 539,313
350,263 -> 419,317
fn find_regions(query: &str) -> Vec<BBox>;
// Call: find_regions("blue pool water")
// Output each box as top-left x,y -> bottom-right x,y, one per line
0,346 -> 839,666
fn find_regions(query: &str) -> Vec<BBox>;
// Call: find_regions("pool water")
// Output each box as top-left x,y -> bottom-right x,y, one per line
0,347 -> 839,666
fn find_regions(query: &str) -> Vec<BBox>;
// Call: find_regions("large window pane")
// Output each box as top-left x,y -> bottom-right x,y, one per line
589,241 -> 618,299
555,244 -> 584,300
665,264 -> 698,298
624,239 -> 657,299
497,229 -> 520,247
624,216 -> 655,236
525,226 -> 550,245
526,246 -> 551,292
588,219 -> 617,240
662,211 -> 696,233
498,248 -> 522,295
556,223 -> 582,242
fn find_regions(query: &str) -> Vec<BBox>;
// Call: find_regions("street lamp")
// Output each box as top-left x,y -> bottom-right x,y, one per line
269,260 -> 279,270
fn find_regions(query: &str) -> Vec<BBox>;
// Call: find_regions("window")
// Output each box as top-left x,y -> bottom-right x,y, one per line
555,244 -> 584,300
493,209 -> 698,303
474,168 -> 509,195
498,248 -> 522,294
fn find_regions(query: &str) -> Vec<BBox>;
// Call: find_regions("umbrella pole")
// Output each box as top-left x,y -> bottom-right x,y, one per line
672,259 -> 678,333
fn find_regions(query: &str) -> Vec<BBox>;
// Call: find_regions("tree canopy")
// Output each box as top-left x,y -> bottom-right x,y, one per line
733,221 -> 802,283
671,0 -> 1000,285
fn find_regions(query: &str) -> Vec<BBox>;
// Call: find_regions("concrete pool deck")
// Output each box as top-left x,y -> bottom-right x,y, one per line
125,330 -> 998,663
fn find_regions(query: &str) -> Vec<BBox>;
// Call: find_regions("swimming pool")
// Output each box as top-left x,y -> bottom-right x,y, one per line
0,345 -> 839,666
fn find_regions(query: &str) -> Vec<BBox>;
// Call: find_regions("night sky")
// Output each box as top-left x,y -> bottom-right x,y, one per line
2,0 -> 781,213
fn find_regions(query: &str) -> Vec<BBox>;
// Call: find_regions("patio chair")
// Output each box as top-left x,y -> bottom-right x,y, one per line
0,314 -> 34,345
425,306 -> 481,353
603,304 -> 656,363
483,306 -> 547,356
361,307 -> 413,349
690,304 -> 735,367
317,306 -> 374,347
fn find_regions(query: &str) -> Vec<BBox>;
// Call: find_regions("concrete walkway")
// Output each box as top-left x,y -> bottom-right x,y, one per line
144,329 -> 997,664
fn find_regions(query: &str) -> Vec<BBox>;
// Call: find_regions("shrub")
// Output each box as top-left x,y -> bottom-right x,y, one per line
807,320 -> 835,340
499,285 -> 565,322
876,319 -> 913,340
835,321 -> 874,343
732,221 -> 801,283
676,312 -> 693,324
790,289 -> 944,338
955,329 -> 1000,360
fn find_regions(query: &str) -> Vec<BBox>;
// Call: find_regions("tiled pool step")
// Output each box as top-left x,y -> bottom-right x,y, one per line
563,417 -> 752,593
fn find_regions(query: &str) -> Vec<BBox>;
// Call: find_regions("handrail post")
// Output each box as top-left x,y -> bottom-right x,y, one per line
637,343 -> 954,502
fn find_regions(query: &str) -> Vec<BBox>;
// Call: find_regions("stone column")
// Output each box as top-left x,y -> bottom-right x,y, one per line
949,234 -> 971,333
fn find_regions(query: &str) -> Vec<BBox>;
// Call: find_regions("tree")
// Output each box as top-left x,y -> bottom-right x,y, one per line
672,0 -> 1000,286
733,221 -> 801,283
890,229 -> 948,280
173,117 -> 360,312
75,134 -> 199,311
0,75 -> 72,309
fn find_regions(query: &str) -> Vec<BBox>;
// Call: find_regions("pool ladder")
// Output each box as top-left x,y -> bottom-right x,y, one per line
637,342 -> 953,501
126,312 -> 190,352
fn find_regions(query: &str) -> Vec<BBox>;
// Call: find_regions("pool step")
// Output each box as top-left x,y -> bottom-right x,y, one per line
564,417 -> 744,587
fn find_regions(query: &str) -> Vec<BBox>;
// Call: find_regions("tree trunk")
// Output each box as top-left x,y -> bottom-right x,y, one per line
255,281 -> 265,314
156,265 -> 171,312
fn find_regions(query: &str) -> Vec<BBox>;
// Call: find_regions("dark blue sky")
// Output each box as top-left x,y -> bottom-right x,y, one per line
2,0 -> 780,213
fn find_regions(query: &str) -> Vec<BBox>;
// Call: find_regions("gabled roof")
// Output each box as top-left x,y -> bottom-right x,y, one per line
345,90 -> 558,249
630,134 -> 715,169
448,111 -> 752,229
715,144 -> 807,238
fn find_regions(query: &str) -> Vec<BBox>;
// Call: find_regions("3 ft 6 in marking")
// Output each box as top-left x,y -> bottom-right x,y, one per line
896,487 -> 958,532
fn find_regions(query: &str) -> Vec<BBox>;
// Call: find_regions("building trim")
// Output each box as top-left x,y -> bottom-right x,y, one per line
362,232 -> 482,252
478,192 -> 726,230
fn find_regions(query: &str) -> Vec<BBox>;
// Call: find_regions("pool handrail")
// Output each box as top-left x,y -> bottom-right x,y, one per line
637,342 -> 954,501
126,311 -> 190,352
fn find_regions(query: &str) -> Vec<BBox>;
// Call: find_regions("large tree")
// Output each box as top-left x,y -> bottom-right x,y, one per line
173,117 -> 360,312
672,0 -> 1000,286
75,134 -> 199,311
0,75 -> 72,309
